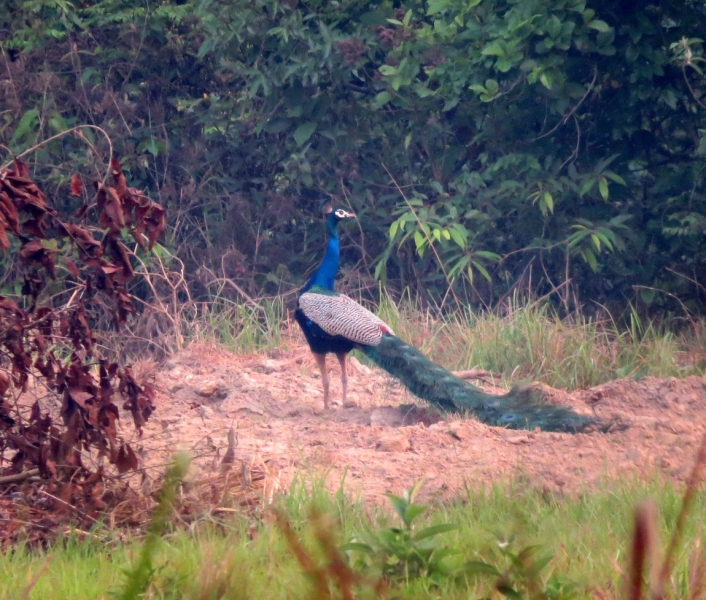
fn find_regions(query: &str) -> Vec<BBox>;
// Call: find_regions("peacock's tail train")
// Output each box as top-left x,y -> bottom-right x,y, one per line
360,334 -> 597,433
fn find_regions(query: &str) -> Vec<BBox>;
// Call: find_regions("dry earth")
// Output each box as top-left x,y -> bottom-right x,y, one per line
130,343 -> 706,504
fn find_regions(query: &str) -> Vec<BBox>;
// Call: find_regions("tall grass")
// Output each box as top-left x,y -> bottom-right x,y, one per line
187,296 -> 286,354
178,292 -> 704,389
374,292 -> 705,389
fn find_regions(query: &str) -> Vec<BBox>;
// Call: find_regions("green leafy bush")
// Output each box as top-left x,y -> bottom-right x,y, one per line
2,0 -> 706,313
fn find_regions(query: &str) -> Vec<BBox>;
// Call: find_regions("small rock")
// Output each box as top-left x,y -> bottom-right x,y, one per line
343,400 -> 358,409
375,432 -> 411,452
446,428 -> 463,441
196,380 -> 229,399
251,360 -> 280,375
505,435 -> 529,445
197,381 -> 218,396
169,384 -> 184,393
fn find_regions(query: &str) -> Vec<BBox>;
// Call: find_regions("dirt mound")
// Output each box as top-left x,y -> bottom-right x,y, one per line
133,343 -> 706,503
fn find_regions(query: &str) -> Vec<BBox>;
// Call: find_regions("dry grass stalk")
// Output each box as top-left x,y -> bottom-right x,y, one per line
688,532 -> 706,600
655,430 -> 706,599
275,509 -> 361,600
626,500 -> 659,600
20,554 -> 53,599
625,429 -> 706,600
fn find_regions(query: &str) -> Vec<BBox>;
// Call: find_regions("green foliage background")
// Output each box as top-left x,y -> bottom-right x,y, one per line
1,0 -> 705,313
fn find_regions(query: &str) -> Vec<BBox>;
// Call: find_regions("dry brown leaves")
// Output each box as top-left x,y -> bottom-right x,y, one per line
0,158 -> 167,543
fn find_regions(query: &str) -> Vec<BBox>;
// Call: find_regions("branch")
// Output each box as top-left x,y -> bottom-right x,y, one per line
533,66 -> 597,141
0,468 -> 40,485
0,125 -> 114,186
681,64 -> 706,110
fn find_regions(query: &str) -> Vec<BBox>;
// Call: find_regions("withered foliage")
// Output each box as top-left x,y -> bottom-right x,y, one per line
0,157 -> 166,528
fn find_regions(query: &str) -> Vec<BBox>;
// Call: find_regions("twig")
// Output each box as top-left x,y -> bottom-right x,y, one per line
559,113 -> 582,170
0,125 -> 114,185
39,489 -> 100,525
492,257 -> 536,309
665,266 -> 706,295
633,284 -> 698,330
525,278 -> 572,313
681,64 -> 706,110
534,66 -> 597,141
21,554 -> 53,599
339,176 -> 372,274
452,368 -> 502,384
0,468 -> 40,485
201,274 -> 258,307
0,43 -> 21,109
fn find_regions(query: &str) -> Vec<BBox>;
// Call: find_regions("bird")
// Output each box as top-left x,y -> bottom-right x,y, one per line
294,201 -> 357,409
295,203 -> 599,433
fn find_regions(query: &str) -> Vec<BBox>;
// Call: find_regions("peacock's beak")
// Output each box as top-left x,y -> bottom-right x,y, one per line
341,210 -> 355,218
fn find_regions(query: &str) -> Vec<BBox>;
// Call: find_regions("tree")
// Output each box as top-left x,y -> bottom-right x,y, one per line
1,0 -> 705,312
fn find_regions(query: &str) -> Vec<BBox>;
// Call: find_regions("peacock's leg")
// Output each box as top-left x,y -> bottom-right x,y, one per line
335,352 -> 348,405
313,352 -> 330,409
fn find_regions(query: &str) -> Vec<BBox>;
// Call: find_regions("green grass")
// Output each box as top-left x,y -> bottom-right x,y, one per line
186,296 -> 286,355
372,292 -> 705,390
3,475 -> 705,599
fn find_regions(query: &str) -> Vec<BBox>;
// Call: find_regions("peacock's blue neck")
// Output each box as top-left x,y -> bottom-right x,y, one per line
303,216 -> 340,293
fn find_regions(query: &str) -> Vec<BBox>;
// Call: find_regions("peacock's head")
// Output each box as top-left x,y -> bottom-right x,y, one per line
321,200 -> 355,223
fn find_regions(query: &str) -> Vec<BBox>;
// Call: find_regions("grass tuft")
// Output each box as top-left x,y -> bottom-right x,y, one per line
188,296 -> 286,354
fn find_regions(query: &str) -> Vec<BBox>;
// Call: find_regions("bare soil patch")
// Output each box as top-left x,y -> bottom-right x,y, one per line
131,342 -> 706,504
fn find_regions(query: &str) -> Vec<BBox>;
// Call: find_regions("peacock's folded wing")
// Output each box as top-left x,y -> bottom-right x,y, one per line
298,291 -> 395,346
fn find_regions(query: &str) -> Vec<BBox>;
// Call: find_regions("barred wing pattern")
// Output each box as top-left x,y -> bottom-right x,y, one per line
298,292 -> 395,347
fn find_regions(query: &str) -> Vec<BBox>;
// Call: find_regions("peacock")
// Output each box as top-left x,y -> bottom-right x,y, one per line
295,202 -> 599,432
294,201 -> 357,409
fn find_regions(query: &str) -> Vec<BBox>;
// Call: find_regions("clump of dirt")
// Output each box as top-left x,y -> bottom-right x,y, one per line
134,342 -> 706,504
